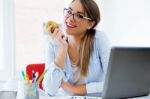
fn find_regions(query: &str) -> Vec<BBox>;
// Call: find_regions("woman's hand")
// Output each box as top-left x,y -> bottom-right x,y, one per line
60,80 -> 87,95
61,80 -> 73,91
48,27 -> 68,48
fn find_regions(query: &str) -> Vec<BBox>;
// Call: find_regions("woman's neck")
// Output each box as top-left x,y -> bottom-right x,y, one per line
68,32 -> 85,47
68,35 -> 82,50
67,35 -> 83,65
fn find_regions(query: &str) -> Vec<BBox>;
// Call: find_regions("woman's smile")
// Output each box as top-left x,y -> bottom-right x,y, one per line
65,22 -> 77,30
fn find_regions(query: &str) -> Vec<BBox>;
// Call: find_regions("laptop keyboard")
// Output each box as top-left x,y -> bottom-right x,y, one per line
69,96 -> 102,99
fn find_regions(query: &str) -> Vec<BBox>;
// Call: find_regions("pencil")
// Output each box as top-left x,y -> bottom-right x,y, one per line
37,70 -> 47,85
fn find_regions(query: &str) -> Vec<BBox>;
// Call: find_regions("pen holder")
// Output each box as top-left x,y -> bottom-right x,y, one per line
24,82 -> 39,99
16,81 -> 39,99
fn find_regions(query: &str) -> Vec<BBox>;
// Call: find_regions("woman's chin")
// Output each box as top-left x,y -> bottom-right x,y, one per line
66,31 -> 72,35
65,29 -> 72,35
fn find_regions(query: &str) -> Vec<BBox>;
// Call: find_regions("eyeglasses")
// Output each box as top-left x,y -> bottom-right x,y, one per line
63,8 -> 92,22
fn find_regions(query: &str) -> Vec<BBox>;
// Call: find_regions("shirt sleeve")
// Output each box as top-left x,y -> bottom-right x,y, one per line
43,62 -> 64,96
42,41 -> 66,96
86,82 -> 104,94
86,31 -> 111,94
96,31 -> 111,77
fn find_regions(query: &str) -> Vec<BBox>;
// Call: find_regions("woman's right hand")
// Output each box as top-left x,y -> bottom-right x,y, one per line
50,28 -> 68,48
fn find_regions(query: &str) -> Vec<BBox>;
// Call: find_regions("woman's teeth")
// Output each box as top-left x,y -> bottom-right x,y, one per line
67,24 -> 76,28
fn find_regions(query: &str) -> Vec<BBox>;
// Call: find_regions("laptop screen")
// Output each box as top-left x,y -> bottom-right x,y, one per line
102,47 -> 150,99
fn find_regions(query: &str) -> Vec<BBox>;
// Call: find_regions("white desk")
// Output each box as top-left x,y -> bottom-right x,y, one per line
40,96 -> 101,99
40,95 -> 150,99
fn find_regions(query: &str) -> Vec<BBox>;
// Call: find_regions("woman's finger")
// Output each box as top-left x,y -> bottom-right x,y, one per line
47,26 -> 52,35
51,28 -> 59,40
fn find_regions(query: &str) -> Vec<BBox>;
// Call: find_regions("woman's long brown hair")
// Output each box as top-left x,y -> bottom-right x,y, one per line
72,0 -> 100,76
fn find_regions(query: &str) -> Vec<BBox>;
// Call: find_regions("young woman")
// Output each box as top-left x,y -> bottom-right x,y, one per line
43,0 -> 110,96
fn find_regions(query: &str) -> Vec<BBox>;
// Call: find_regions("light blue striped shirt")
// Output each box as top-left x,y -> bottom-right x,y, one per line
42,30 -> 111,96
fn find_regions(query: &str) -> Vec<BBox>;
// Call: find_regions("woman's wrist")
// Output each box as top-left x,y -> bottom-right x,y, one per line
61,81 -> 87,95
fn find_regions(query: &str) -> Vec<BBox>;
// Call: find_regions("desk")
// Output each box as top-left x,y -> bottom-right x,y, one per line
40,95 -> 150,99
14,89 -> 150,99
40,96 -> 101,99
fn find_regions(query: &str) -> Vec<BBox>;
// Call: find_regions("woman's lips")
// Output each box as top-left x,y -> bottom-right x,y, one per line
66,23 -> 77,29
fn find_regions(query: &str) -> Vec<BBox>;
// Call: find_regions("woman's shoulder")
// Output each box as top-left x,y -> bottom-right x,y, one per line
95,30 -> 107,39
94,30 -> 110,45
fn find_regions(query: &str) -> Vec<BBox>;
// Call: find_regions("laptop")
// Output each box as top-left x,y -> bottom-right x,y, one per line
102,47 -> 150,99
0,91 -> 17,99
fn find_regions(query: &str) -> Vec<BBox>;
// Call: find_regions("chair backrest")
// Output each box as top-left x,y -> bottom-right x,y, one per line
26,63 -> 45,89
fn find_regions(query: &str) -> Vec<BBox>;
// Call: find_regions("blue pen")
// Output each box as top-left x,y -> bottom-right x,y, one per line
32,71 -> 35,82
32,71 -> 36,85
32,71 -> 38,96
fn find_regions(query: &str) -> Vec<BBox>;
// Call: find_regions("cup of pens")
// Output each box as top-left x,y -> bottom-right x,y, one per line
16,71 -> 39,99
24,81 -> 39,99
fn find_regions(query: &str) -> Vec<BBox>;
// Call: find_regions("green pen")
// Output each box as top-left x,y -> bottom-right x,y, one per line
21,71 -> 26,80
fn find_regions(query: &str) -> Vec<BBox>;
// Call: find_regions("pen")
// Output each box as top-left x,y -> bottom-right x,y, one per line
32,71 -> 36,82
32,71 -> 38,95
26,74 -> 30,84
37,70 -> 47,85
21,71 -> 26,80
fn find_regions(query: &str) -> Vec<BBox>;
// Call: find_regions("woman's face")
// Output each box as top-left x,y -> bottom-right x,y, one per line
64,0 -> 92,36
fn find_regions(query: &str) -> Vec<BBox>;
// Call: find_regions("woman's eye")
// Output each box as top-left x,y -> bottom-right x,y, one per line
76,14 -> 84,19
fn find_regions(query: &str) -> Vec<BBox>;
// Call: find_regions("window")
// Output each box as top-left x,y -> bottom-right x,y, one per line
0,0 -> 4,71
0,0 -> 15,81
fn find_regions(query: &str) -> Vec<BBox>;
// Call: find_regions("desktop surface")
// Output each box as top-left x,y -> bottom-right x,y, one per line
1,91 -> 149,99
40,95 -> 150,99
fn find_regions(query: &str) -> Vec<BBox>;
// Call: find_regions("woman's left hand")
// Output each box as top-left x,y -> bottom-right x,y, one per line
60,80 -> 74,94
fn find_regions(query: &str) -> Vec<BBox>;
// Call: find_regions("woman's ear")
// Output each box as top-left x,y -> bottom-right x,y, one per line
87,21 -> 95,29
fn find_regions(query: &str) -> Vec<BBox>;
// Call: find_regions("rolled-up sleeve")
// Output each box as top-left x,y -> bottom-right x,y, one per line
43,62 -> 64,96
86,82 -> 104,94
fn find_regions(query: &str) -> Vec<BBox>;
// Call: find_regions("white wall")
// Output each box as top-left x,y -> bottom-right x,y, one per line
101,0 -> 150,46
15,0 -> 65,70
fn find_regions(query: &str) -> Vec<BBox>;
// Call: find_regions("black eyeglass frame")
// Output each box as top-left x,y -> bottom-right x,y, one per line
63,8 -> 92,22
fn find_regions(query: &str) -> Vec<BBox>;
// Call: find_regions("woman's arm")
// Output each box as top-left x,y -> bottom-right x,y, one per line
61,80 -> 104,95
60,80 -> 87,95
43,28 -> 68,96
51,28 -> 68,69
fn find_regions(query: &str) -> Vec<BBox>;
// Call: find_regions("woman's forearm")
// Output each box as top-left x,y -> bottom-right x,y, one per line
55,47 -> 68,69
61,80 -> 87,95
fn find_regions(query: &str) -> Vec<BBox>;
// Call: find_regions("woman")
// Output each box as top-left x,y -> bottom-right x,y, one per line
43,0 -> 110,96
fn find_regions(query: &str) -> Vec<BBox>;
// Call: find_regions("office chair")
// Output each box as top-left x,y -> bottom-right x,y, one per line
26,63 -> 45,89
